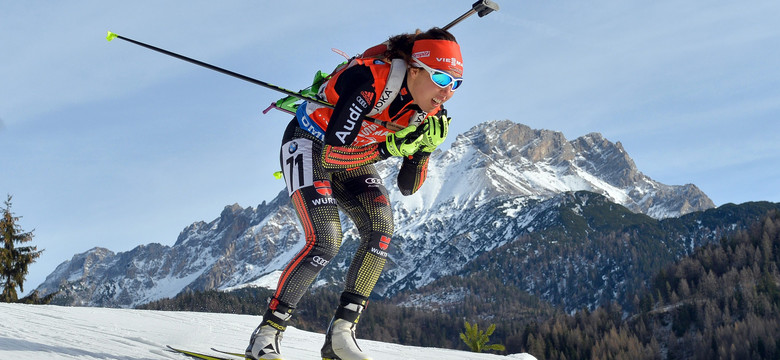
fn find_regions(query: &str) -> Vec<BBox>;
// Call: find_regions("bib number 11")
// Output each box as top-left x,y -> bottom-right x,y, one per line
281,139 -> 314,196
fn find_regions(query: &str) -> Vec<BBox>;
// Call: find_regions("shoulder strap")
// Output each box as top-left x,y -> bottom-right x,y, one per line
316,52 -> 427,127
409,109 -> 428,127
368,58 -> 407,116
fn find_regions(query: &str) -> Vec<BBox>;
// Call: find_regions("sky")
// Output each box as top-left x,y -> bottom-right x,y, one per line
2,1 -> 779,295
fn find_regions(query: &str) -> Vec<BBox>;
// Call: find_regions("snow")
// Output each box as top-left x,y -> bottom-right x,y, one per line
220,270 -> 282,292
134,269 -> 207,306
0,303 -> 537,360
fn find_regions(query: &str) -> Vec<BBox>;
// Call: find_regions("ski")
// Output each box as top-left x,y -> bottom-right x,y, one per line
211,348 -> 247,357
167,345 -> 243,360
210,347 -> 289,360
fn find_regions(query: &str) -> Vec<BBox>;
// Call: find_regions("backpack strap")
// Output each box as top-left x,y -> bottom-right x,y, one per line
367,58 -> 407,117
367,57 -> 429,127
315,55 -> 428,128
409,109 -> 428,127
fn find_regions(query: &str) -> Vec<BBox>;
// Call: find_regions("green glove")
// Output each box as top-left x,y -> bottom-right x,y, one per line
418,115 -> 450,152
383,125 -> 421,157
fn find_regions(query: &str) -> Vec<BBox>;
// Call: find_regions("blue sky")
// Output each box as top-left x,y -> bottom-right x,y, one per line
2,1 -> 779,295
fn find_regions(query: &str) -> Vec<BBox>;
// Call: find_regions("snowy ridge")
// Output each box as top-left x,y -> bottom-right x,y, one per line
35,194 -> 304,308
382,120 -> 712,218
35,120 -> 714,308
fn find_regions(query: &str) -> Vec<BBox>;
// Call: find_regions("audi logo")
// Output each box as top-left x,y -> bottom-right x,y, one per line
365,178 -> 383,185
311,256 -> 329,267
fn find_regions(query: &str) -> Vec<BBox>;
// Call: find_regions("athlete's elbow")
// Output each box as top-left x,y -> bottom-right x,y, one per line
398,186 -> 420,196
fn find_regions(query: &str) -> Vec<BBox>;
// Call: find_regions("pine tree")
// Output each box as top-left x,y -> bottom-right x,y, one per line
1,195 -> 43,302
459,320 -> 506,353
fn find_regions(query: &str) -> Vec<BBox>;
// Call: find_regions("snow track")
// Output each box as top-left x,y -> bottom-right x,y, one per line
0,303 -> 535,359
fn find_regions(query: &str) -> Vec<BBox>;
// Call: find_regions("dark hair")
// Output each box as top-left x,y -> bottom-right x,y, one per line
383,27 -> 458,63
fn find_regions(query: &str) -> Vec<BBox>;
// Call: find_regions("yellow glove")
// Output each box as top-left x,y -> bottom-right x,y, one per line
383,125 -> 421,157
418,115 -> 450,152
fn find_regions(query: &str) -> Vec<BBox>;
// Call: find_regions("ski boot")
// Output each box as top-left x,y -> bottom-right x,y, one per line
246,300 -> 294,360
321,292 -> 372,360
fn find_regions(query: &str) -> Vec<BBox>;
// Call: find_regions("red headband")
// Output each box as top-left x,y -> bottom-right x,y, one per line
411,39 -> 463,77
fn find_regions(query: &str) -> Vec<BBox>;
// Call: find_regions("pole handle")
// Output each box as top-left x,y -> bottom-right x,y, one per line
442,0 -> 500,30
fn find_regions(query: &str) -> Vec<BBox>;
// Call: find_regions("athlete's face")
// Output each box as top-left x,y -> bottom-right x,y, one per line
407,67 -> 455,113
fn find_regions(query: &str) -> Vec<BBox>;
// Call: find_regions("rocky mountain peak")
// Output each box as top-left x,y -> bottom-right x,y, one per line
571,132 -> 641,188
453,120 -> 575,163
429,120 -> 713,216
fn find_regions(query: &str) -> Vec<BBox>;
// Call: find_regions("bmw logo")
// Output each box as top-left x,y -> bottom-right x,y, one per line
288,141 -> 298,154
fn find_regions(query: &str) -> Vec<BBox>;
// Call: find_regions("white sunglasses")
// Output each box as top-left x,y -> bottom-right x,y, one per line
412,58 -> 463,91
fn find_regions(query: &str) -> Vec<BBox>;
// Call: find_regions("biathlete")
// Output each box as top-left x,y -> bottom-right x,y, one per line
246,27 -> 464,360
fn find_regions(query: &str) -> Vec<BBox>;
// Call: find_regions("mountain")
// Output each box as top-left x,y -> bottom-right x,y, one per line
379,120 -> 712,220
38,195 -> 303,307
402,194 -> 779,314
36,120 -> 721,308
499,210 -> 780,359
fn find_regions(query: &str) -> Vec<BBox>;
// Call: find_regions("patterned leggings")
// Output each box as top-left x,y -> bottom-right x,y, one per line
272,120 -> 394,309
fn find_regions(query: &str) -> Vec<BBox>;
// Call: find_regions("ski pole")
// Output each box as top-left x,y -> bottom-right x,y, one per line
106,31 -> 405,130
443,0 -> 500,30
106,1 -> 499,127
105,32 -> 332,109
106,32 -> 407,130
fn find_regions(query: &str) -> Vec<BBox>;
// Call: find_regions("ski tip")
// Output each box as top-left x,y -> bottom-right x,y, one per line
106,31 -> 118,42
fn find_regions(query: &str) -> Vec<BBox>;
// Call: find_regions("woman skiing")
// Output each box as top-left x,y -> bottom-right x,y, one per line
246,27 -> 463,360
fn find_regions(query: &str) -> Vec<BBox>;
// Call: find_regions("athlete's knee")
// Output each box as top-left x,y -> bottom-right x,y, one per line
311,236 -> 340,262
294,236 -> 340,274
371,202 -> 394,236
311,219 -> 342,258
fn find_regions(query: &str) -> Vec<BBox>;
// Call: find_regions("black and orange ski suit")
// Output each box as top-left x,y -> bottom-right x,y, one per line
272,58 -> 438,309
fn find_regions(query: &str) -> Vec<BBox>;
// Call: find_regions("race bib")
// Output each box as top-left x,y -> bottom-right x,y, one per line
281,138 -> 314,196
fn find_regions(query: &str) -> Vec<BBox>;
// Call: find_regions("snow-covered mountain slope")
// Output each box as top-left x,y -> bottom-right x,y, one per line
0,302 -> 536,360
384,120 -> 712,218
35,194 -> 303,307
34,120 -> 715,308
